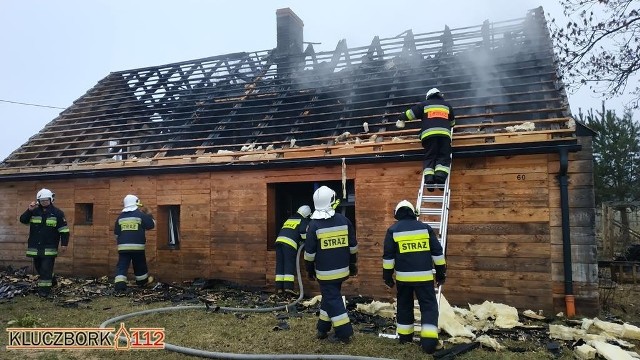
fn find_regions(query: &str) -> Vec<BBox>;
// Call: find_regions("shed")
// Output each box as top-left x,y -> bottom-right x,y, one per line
0,7 -> 598,315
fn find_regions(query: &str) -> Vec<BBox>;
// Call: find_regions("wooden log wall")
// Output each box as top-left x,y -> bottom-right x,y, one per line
445,155 -> 554,312
0,151 -> 597,315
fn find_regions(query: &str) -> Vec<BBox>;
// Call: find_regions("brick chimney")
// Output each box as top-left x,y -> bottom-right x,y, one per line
276,8 -> 304,77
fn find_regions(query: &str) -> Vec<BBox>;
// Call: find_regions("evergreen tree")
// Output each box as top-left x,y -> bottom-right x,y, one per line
579,102 -> 640,204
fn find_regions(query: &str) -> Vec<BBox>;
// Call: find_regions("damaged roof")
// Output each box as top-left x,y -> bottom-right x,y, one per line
1,7 -> 577,175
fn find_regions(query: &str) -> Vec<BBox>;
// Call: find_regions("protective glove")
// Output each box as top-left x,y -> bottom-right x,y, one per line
306,261 -> 316,281
435,265 -> 446,286
349,263 -> 358,277
395,120 -> 406,129
383,269 -> 395,289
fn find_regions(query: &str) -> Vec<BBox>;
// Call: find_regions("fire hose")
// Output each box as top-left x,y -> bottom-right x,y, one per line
100,244 -> 396,360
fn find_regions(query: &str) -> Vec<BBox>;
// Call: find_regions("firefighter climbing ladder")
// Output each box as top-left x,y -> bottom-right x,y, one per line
414,163 -> 451,308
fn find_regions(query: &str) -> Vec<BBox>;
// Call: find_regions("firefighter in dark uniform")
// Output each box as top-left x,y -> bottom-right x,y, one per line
304,186 -> 358,343
20,188 -> 70,297
396,88 -> 455,187
114,194 -> 156,292
382,200 -> 446,354
275,205 -> 311,295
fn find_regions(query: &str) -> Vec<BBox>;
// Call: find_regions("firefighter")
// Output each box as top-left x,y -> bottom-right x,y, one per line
382,200 -> 446,354
19,188 -> 70,297
113,194 -> 156,292
304,186 -> 358,344
275,204 -> 312,295
396,88 -> 455,188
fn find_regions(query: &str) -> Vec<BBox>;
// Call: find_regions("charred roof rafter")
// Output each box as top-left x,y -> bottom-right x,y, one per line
1,7 -> 574,169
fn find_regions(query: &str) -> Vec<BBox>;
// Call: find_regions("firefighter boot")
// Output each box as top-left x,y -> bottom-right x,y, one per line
434,171 -> 447,185
316,331 -> 328,340
137,276 -> 155,287
424,174 -> 435,192
399,334 -> 413,344
421,338 -> 439,354
424,174 -> 435,185
37,287 -> 51,298
114,281 -> 128,293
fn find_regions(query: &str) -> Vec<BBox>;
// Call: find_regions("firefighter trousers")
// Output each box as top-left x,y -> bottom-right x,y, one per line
317,281 -> 353,340
396,282 -> 439,353
33,256 -> 56,295
421,135 -> 451,181
275,243 -> 297,291
115,251 -> 149,288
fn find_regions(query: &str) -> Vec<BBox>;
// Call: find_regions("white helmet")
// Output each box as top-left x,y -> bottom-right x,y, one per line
394,200 -> 417,220
311,186 -> 336,219
122,194 -> 140,212
426,87 -> 442,99
36,188 -> 55,203
394,200 -> 416,215
297,205 -> 312,218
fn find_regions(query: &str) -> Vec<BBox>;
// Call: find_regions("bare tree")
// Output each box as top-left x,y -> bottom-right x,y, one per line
549,0 -> 640,109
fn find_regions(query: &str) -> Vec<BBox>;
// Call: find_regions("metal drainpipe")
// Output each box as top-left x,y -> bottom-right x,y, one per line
558,148 -> 575,317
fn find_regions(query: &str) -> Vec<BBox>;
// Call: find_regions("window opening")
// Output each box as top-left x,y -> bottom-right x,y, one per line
74,203 -> 94,225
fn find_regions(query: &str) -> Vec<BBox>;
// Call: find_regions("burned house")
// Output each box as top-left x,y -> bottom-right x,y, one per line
0,7 -> 597,315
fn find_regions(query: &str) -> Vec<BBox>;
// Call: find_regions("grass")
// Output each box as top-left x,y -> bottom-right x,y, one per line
0,284 -> 638,360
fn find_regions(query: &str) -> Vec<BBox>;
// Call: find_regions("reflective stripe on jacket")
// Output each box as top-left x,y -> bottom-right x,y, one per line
19,205 -> 69,257
304,213 -> 358,282
382,219 -> 445,284
400,98 -> 455,140
114,209 -> 155,252
275,213 -> 309,250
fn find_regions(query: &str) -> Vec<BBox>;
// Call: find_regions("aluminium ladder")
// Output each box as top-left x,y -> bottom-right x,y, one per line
414,165 -> 451,308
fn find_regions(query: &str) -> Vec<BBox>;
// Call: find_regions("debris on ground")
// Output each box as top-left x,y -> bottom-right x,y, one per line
439,296 -> 476,339
432,342 -> 480,360
355,300 -> 395,318
522,309 -> 547,321
339,292 -> 640,358
2,265 -> 639,358
574,343 -> 597,360
0,266 -> 35,299
0,266 -> 299,311
302,295 -> 322,307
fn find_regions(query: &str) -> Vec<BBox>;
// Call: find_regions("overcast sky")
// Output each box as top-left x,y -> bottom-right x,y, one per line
0,1 -> 632,160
